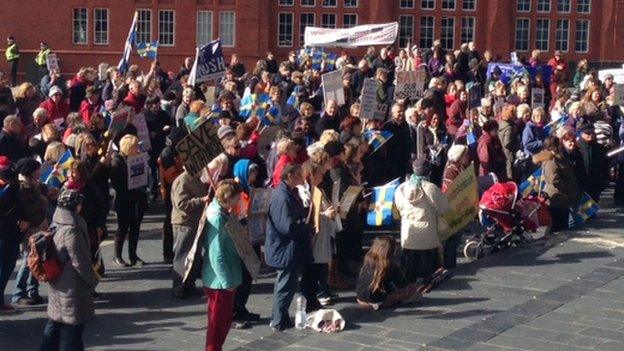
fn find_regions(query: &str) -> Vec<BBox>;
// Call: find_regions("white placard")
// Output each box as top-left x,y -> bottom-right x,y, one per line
359,78 -> 379,120
321,70 -> 345,106
531,88 -> 545,108
46,53 -> 59,72
127,152 -> 149,190
614,84 -> 624,106
132,113 -> 152,152
394,70 -> 427,100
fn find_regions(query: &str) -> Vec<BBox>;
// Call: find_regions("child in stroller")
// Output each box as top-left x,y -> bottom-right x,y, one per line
464,182 -> 549,260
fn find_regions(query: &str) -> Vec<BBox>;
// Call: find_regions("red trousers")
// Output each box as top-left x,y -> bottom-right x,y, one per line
205,288 -> 236,351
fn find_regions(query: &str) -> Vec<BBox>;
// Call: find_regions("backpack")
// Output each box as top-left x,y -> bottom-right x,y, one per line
28,227 -> 63,282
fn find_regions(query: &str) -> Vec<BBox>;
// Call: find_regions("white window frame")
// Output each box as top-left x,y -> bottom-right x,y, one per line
343,13 -> 358,28
279,0 -> 295,6
300,13 -> 315,46
344,0 -> 358,8
461,17 -> 475,44
419,16 -> 435,48
555,18 -> 569,52
219,11 -> 236,47
72,7 -> 88,45
137,9 -> 152,43
577,0 -> 591,13
158,9 -> 175,47
277,12 -> 294,47
93,8 -> 109,45
535,18 -> 550,52
575,19 -> 590,53
301,0 -> 315,6
556,0 -> 571,13
462,0 -> 476,11
537,0 -> 551,13
398,15 -> 414,49
196,11 -> 213,46
400,0 -> 414,9
442,0 -> 456,10
322,0 -> 337,7
421,0 -> 435,10
440,17 -> 455,50
321,13 -> 336,28
517,0 -> 531,13
515,18 -> 530,52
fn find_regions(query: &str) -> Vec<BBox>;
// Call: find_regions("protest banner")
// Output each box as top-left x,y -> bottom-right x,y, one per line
109,106 -> 132,135
394,70 -> 427,100
531,88 -> 545,108
225,218 -> 261,280
359,78 -> 379,119
46,53 -> 59,72
188,39 -> 226,86
321,70 -> 345,106
486,63 -> 552,85
304,22 -> 398,48
374,103 -> 389,120
440,164 -> 479,241
175,120 -> 223,177
183,203 -> 207,284
126,152 -> 149,190
614,84 -> 624,106
599,68 -> 624,84
132,113 -> 152,152
339,186 -> 363,219
247,215 -> 266,245
468,83 -> 482,110
98,63 -> 109,81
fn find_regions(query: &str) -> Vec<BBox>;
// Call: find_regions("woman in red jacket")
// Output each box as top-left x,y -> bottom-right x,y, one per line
477,120 -> 507,181
39,86 -> 70,124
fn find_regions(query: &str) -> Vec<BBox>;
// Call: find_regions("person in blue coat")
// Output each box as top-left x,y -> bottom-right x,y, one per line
265,164 -> 316,331
522,107 -> 549,175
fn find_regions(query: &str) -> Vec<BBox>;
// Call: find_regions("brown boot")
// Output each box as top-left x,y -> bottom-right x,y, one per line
328,260 -> 350,290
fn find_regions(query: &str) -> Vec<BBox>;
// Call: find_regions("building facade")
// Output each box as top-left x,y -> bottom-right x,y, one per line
0,0 -> 622,81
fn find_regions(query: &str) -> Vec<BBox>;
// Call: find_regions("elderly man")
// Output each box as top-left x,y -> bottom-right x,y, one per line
383,104 -> 413,180
0,116 -> 28,161
315,99 -> 340,135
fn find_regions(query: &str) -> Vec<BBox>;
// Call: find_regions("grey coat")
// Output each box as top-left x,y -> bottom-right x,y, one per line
47,207 -> 99,325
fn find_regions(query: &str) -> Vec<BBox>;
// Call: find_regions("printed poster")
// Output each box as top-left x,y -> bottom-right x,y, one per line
126,152 -> 149,190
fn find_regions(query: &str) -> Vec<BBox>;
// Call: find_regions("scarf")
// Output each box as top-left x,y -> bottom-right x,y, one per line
409,174 -> 426,188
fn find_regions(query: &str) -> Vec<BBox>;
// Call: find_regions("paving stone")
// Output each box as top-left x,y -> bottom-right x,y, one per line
428,336 -> 476,350
509,298 -> 563,318
581,327 -> 624,343
596,341 -> 624,351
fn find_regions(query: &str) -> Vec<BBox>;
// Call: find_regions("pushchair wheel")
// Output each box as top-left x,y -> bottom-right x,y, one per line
464,240 -> 483,261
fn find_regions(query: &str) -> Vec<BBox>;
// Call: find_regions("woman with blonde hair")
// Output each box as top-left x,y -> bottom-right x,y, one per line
566,101 -> 587,132
15,82 -> 41,126
110,134 -> 148,267
271,138 -> 297,188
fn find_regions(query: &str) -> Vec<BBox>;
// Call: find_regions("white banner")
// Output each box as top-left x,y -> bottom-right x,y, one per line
599,68 -> 624,85
304,22 -> 398,48
394,70 -> 427,100
321,70 -> 345,106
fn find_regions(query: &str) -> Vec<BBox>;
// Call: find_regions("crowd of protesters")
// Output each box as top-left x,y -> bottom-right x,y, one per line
1,34 -> 623,351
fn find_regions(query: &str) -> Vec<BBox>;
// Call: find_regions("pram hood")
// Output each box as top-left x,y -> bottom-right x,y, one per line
479,182 -> 518,213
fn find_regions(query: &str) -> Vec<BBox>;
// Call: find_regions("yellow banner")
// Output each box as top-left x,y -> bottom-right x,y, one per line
439,165 -> 479,241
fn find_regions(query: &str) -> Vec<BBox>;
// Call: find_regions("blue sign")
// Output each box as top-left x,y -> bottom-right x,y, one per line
190,39 -> 226,85
486,63 -> 553,85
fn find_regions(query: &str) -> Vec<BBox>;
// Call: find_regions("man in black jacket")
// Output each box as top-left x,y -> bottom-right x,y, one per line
0,116 -> 28,162
383,104 -> 412,180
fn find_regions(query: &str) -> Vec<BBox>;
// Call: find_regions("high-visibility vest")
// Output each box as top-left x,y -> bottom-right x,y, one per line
35,48 -> 50,66
5,43 -> 19,61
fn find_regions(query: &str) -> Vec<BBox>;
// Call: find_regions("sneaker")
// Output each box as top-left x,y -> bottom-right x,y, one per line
113,257 -> 129,268
14,298 -> 34,307
231,320 -> 251,329
0,304 -> 19,314
130,258 -> 146,267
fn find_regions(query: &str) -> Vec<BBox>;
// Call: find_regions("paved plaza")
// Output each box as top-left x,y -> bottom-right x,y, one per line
2,194 -> 624,351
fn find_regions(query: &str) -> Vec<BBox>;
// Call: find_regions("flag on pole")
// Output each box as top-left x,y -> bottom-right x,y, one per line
117,12 -> 138,75
188,39 -> 226,86
239,91 -> 270,119
576,193 -> 600,221
367,178 -> 400,226
136,40 -> 159,60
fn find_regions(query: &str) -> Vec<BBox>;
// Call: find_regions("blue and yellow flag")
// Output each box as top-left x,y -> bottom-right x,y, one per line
239,91 -> 270,119
364,130 -> 393,153
576,193 -> 600,222
184,113 -> 204,131
136,40 -> 159,60
367,178 -> 400,226
324,52 -> 338,71
518,168 -> 543,197
40,166 -> 64,188
0,184 -> 10,199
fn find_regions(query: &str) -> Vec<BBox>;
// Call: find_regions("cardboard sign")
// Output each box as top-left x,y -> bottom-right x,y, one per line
183,203 -> 208,284
132,113 -> 152,152
109,106 -> 132,135
126,152 -> 149,190
614,84 -> 624,106
176,120 -> 223,177
394,70 -> 427,100
46,53 -> 59,72
321,70 -> 345,106
225,218 -> 261,280
374,103 -> 388,121
339,186 -> 363,219
440,164 -> 479,241
468,83 -> 483,110
359,78 -> 378,120
250,188 -> 273,214
247,214 -> 266,245
531,88 -> 545,108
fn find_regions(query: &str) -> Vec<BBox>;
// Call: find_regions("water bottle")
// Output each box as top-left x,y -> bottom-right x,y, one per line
295,294 -> 307,329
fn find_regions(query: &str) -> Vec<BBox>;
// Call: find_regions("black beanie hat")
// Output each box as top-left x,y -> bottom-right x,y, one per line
15,158 -> 41,176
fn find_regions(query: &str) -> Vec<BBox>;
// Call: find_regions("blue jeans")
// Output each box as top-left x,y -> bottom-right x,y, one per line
270,266 -> 300,329
39,319 -> 85,351
0,252 -> 17,305
12,250 -> 40,302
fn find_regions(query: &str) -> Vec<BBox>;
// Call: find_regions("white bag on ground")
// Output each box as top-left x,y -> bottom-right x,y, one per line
306,309 -> 346,333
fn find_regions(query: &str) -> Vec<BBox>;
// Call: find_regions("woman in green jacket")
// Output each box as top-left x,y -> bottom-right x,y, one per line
202,179 -> 243,351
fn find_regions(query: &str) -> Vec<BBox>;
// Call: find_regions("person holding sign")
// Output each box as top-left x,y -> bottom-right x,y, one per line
201,180 -> 243,351
110,135 -> 148,267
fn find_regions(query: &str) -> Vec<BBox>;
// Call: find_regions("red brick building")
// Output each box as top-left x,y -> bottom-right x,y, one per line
1,0 -> 622,81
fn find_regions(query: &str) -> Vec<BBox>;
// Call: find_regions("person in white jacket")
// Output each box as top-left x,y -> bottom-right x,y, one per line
394,158 -> 450,283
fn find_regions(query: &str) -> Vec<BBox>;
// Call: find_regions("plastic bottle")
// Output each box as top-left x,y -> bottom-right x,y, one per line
295,294 -> 307,329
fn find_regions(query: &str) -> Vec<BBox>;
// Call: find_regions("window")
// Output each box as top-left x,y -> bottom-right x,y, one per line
442,0 -> 455,10
419,16 -> 434,48
219,11 -> 235,47
536,19 -> 550,51
343,14 -> 358,28
344,0 -> 358,7
556,0 -> 570,12
321,13 -> 336,28
461,17 -> 475,44
277,13 -> 293,47
555,19 -> 569,52
72,8 -> 88,44
300,13 -> 314,45
196,11 -> 213,46
159,10 -> 175,46
575,20 -> 589,52
577,0 -> 591,13
398,15 -> 414,49
515,18 -> 530,51
537,0 -> 550,12
400,0 -> 414,8
462,0 -> 476,10
301,0 -> 315,6
322,0 -> 337,7
279,0 -> 294,5
137,9 -> 152,43
421,0 -> 435,9
440,17 -> 455,50
517,0 -> 531,12
94,8 -> 109,45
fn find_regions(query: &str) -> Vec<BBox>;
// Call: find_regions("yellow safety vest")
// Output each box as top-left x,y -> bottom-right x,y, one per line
5,43 -> 19,61
36,48 -> 50,66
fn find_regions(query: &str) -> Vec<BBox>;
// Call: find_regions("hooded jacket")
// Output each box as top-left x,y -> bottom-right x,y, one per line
532,150 -> 581,208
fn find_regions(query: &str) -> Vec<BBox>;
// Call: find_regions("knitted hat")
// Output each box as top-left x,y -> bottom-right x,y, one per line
412,158 -> 431,176
217,125 -> 235,140
15,158 -> 41,176
49,86 -> 63,98
57,189 -> 84,211
447,144 -> 468,163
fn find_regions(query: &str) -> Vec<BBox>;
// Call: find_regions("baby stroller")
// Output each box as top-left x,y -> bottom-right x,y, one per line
463,182 -> 548,260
